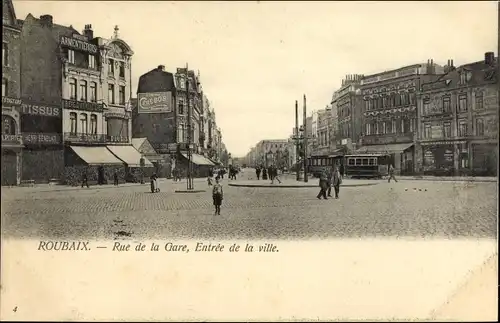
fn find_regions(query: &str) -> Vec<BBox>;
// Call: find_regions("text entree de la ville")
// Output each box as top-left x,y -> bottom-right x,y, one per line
37,241 -> 279,253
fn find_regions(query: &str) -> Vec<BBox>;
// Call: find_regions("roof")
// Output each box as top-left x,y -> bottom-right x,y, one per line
24,13 -> 79,39
137,68 -> 176,93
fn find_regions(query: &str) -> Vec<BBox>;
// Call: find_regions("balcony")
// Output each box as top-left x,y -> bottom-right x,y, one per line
362,132 -> 414,145
62,99 -> 104,113
106,135 -> 129,144
63,132 -> 105,144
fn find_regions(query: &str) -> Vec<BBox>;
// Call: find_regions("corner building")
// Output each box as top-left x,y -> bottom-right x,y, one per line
417,53 -> 498,176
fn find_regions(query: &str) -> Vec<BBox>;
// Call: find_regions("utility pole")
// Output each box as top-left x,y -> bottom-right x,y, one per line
295,100 -> 300,181
303,94 -> 308,182
186,63 -> 193,190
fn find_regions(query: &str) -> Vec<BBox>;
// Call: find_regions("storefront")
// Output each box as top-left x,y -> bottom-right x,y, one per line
471,142 -> 497,176
2,97 -> 23,186
107,144 -> 154,182
421,143 -> 455,176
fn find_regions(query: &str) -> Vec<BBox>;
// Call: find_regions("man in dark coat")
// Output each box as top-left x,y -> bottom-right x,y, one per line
326,167 -> 334,197
81,169 -> 89,188
332,167 -> 342,199
339,164 -> 345,179
256,167 -> 261,180
316,170 -> 328,200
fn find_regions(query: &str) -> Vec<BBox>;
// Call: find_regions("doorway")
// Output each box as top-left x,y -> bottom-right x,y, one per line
97,166 -> 105,185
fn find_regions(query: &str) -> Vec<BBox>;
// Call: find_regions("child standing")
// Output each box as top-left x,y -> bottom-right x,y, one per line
212,177 -> 223,215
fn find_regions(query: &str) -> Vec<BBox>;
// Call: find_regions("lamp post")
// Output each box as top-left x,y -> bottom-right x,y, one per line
185,63 -> 193,191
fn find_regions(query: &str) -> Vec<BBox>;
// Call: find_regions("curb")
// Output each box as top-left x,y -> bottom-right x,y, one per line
174,190 -> 207,193
399,178 -> 496,183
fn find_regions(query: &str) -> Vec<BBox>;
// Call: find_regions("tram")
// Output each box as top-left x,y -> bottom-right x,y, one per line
306,154 -> 344,178
344,153 -> 391,178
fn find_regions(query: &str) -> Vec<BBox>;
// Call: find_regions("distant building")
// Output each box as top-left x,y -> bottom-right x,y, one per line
357,60 -> 445,175
417,53 -> 498,176
252,139 -> 291,168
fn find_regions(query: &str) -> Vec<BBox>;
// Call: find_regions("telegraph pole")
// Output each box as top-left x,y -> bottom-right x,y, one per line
295,100 -> 300,181
303,94 -> 308,183
186,63 -> 193,190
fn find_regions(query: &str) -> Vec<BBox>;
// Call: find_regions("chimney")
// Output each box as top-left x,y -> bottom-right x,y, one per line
485,52 -> 494,65
157,65 -> 165,71
40,15 -> 53,27
83,24 -> 94,40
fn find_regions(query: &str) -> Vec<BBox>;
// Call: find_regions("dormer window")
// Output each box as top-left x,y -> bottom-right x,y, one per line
68,49 -> 75,64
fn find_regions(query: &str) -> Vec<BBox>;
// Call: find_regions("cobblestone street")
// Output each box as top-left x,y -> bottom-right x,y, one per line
1,177 -> 496,241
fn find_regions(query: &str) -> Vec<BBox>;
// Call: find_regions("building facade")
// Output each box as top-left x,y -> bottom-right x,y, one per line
358,61 -> 445,175
331,74 -> 364,155
417,53 -> 498,176
315,108 -> 331,156
2,0 -> 23,186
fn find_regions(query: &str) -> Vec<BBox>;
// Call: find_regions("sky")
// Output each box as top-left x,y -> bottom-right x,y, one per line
12,1 -> 498,157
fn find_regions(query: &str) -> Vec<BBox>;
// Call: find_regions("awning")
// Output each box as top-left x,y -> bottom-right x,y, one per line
70,146 -> 124,165
107,145 -> 154,167
181,153 -> 215,166
355,143 -> 414,154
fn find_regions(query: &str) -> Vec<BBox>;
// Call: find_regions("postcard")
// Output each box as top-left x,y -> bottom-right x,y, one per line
1,0 -> 498,321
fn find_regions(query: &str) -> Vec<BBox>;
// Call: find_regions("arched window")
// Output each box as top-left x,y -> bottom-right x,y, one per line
70,112 -> 77,134
2,115 -> 16,135
80,113 -> 88,134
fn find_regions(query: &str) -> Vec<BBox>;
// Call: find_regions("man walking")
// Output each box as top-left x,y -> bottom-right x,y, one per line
256,166 -> 261,180
339,164 -> 345,179
316,170 -> 328,200
81,169 -> 89,188
326,167 -> 334,197
113,171 -> 119,186
388,164 -> 398,183
332,167 -> 342,199
271,165 -> 282,184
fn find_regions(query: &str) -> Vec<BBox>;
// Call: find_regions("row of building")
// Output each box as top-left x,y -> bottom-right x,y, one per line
243,53 -> 498,176
2,0 -> 229,186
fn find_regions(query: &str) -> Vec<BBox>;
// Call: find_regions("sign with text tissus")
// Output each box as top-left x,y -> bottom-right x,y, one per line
137,92 -> 172,114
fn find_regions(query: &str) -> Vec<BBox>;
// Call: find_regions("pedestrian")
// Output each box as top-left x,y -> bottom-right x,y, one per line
81,169 -> 89,188
272,165 -> 282,184
113,171 -> 119,186
340,164 -> 345,179
268,166 -> 274,182
316,170 -> 328,200
326,167 -> 334,197
212,177 -> 223,215
332,167 -> 342,199
256,167 -> 261,180
207,168 -> 214,186
388,164 -> 398,183
262,167 -> 268,180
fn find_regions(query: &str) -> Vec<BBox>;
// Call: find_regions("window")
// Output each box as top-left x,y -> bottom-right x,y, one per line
365,123 -> 371,135
2,116 -> 15,135
475,92 -> 483,110
380,121 -> 386,134
458,94 -> 467,112
180,77 -> 185,89
410,93 -> 416,105
403,93 -> 409,105
90,82 -> 97,102
108,84 -> 115,104
355,158 -> 361,165
460,72 -> 467,84
108,59 -> 114,75
423,99 -> 430,115
424,123 -> 431,138
395,94 -> 401,106
443,122 -> 451,138
89,114 -> 98,134
178,98 -> 185,114
347,123 -> 351,137
119,62 -> 125,78
88,55 -> 96,69
2,78 -> 7,97
70,112 -> 77,134
348,158 -> 355,166
80,113 -> 88,134
68,49 -> 75,64
119,85 -> 126,105
177,124 -> 184,142
369,158 -> 375,165
442,96 -> 451,112
390,94 -> 396,107
2,43 -> 7,66
476,118 -> 484,136
392,119 -> 397,133
69,78 -> 77,100
409,118 -> 414,132
458,120 -> 467,137
362,158 -> 369,165
80,80 -> 87,101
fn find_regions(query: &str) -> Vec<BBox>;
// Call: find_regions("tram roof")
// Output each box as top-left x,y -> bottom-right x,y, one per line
345,153 -> 388,157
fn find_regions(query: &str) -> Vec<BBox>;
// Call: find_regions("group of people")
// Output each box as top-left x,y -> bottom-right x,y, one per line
317,166 -> 342,200
254,165 -> 281,184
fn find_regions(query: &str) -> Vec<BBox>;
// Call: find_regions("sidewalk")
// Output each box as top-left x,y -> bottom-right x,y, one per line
398,176 -> 497,183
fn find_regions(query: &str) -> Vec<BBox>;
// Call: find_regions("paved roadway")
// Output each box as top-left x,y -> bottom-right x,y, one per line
1,169 -> 497,241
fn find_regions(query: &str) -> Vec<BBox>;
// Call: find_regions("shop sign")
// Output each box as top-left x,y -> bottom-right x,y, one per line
19,102 -> 61,117
137,92 -> 172,113
62,99 -> 103,112
1,134 -> 23,145
60,35 -> 98,54
106,135 -> 129,143
2,97 -> 22,107
23,132 -> 61,145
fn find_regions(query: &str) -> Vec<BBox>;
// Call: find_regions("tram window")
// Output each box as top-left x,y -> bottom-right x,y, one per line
348,159 -> 355,166
355,159 -> 361,165
362,158 -> 369,165
369,158 -> 375,165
